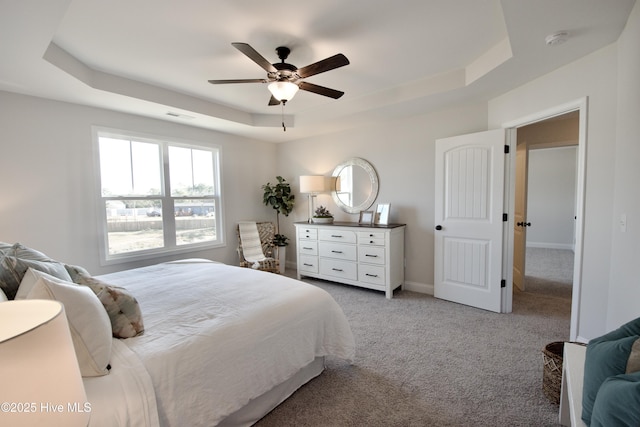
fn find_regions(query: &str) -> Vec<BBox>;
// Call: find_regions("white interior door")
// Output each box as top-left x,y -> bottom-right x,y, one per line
434,129 -> 506,313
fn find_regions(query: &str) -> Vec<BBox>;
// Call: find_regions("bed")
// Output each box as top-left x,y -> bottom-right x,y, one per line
0,244 -> 355,427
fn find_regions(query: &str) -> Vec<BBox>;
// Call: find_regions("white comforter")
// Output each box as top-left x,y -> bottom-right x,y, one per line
95,260 -> 355,426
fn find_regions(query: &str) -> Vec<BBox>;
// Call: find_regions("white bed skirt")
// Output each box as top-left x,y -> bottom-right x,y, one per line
218,357 -> 325,427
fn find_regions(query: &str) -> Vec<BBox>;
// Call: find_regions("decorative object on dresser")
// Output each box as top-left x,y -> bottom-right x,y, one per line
375,203 -> 391,225
313,205 -> 334,223
358,210 -> 374,225
299,175 -> 328,223
295,222 -> 405,299
331,158 -> 379,214
237,221 -> 279,273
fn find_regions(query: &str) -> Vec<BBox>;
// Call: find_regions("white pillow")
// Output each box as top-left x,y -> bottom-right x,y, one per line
15,267 -> 40,299
26,270 -> 112,377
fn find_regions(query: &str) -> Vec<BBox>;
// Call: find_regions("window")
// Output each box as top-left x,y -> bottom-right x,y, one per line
95,128 -> 223,263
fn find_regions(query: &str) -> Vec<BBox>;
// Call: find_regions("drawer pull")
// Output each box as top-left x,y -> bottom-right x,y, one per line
331,234 -> 343,238
369,234 -> 374,237
369,240 -> 375,244
303,247 -> 314,250
303,263 -> 314,267
365,254 -> 378,258
331,250 -> 343,254
365,273 -> 379,278
332,268 -> 343,272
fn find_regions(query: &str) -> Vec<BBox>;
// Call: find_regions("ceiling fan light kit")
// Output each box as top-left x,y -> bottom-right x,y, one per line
268,81 -> 299,102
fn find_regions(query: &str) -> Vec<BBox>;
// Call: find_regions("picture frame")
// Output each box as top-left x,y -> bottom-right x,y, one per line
374,203 -> 390,225
358,210 -> 374,225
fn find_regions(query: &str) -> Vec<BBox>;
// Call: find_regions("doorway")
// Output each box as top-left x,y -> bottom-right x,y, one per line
513,112 -> 579,296
503,98 -> 587,341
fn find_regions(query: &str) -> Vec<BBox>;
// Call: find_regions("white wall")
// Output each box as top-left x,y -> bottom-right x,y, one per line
276,103 -> 488,293
0,91 -> 277,275
488,44 -> 619,339
526,146 -> 577,249
608,1 -> 640,330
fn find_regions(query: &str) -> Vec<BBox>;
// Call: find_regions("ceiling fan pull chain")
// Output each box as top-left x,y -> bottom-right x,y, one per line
281,102 -> 286,132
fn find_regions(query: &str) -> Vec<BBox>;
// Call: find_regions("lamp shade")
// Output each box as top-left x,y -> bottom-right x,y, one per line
268,81 -> 299,102
0,300 -> 90,427
300,175 -> 327,194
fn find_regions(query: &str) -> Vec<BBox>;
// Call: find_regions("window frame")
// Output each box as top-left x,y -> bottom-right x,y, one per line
93,127 -> 225,265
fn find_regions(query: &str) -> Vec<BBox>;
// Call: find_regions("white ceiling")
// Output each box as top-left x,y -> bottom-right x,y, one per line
0,0 -> 635,142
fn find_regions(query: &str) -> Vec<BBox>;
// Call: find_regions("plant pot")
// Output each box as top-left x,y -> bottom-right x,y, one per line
277,246 -> 286,274
313,217 -> 334,224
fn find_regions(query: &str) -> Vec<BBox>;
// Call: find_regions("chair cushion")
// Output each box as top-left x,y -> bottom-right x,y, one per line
238,222 -> 268,263
582,316 -> 640,424
590,370 -> 640,427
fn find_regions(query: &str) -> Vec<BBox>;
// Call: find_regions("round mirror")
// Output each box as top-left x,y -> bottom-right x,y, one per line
331,158 -> 379,214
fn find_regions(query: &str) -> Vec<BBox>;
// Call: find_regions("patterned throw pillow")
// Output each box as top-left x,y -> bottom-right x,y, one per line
71,271 -> 144,339
0,243 -> 72,300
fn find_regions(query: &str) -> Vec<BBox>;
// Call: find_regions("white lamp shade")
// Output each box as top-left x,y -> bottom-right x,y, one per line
268,81 -> 299,102
0,300 -> 90,427
300,175 -> 327,194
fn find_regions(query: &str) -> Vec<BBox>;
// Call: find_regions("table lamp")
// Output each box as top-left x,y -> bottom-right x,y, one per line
0,299 -> 90,427
299,175 -> 327,223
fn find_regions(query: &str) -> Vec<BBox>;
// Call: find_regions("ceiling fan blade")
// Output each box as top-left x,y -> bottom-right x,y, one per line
232,42 -> 278,73
268,95 -> 281,106
298,81 -> 344,99
297,53 -> 349,78
208,79 -> 267,84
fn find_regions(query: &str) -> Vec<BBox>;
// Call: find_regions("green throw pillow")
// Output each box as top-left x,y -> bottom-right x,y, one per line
590,370 -> 640,427
582,316 -> 640,425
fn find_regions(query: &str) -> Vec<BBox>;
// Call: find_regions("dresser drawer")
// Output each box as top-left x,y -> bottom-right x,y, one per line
358,246 -> 385,265
319,229 -> 356,244
358,231 -> 386,246
319,242 -> 357,261
359,264 -> 386,286
320,259 -> 357,281
298,241 -> 318,256
299,255 -> 319,274
298,227 -> 318,240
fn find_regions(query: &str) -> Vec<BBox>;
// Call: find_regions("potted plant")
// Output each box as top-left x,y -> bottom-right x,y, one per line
262,176 -> 295,273
313,205 -> 334,223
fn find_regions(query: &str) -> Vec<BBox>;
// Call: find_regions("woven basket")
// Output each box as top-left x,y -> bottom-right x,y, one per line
542,341 -> 565,404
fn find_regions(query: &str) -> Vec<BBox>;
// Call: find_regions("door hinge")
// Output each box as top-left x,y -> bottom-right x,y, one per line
501,279 -> 506,288
504,145 -> 510,154
503,213 -> 508,222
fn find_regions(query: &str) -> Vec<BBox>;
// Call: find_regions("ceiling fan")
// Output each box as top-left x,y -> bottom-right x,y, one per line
208,42 -> 350,106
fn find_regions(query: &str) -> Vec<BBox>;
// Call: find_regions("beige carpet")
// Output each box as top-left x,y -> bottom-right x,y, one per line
256,249 -> 572,426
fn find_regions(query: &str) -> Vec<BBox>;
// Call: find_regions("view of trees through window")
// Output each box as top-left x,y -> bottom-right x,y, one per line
97,131 -> 221,259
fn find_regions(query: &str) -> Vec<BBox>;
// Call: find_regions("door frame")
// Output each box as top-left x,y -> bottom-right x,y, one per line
501,97 -> 588,341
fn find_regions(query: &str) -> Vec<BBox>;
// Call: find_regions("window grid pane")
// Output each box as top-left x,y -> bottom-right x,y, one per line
105,199 -> 164,255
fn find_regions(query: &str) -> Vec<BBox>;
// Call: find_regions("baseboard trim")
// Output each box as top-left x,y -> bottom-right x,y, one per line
526,242 -> 575,251
404,280 -> 433,296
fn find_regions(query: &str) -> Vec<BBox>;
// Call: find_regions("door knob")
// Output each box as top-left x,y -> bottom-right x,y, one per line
516,221 -> 531,227
435,225 -> 443,230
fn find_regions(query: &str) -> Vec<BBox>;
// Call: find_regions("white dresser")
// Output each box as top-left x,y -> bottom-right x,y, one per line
294,222 -> 405,298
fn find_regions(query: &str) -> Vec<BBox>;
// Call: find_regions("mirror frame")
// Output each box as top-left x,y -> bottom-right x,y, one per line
331,157 -> 379,214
